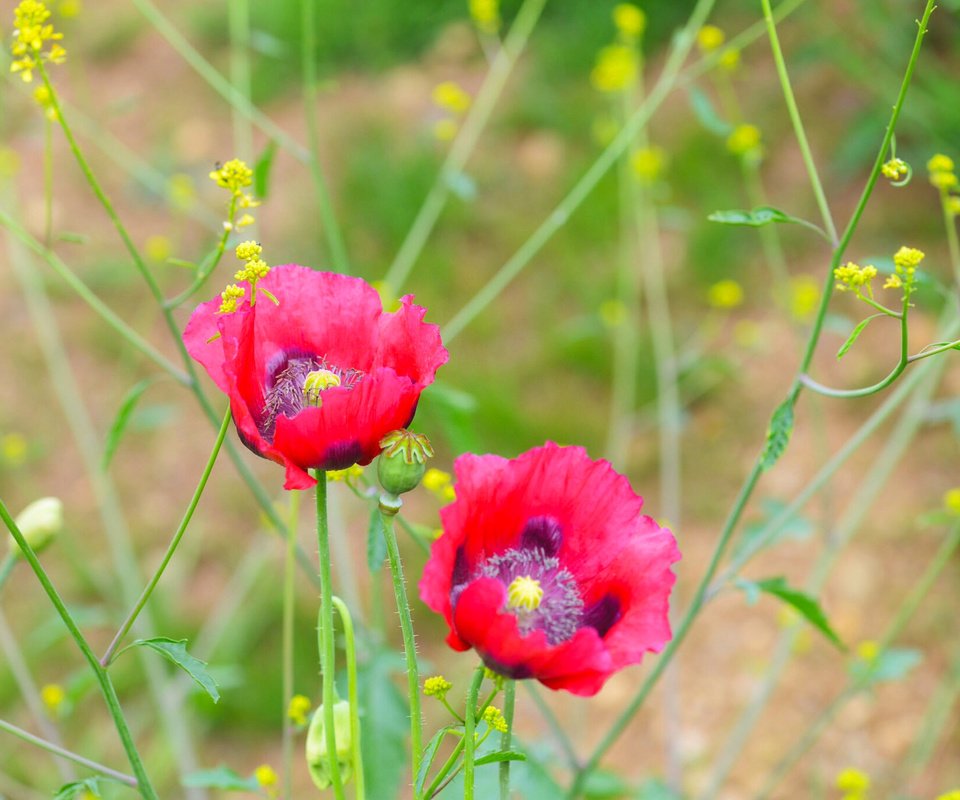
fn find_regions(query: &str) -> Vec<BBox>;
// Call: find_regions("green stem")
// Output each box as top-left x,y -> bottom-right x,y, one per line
332,596 -> 365,800
0,717 -> 137,787
315,471 -> 346,800
383,0 -> 548,292
228,0 -> 254,164
0,553 -> 16,592
301,0 -> 351,274
282,490 -> 300,800
442,0 -> 718,344
523,683 -> 580,769
498,681 -> 516,800
43,116 -> 53,248
941,187 -> 960,287
164,197 -> 236,309
101,408 -> 231,666
0,499 -> 159,799
760,0 -> 838,245
380,507 -> 423,788
462,665 -> 486,800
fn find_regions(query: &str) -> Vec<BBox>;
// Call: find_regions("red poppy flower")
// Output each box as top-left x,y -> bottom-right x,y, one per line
419,443 -> 680,696
183,265 -> 448,490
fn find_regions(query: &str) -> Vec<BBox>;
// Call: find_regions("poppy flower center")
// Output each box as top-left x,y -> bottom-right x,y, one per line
478,547 -> 584,645
261,355 -> 363,440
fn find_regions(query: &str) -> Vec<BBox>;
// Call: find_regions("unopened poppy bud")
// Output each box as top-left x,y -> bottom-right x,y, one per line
8,497 -> 62,557
305,700 -> 352,790
377,430 -> 434,497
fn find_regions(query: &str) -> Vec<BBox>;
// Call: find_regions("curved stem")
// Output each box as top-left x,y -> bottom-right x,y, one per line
462,665 -> 486,800
281,489 -> 300,800
380,507 -> 423,788
0,499 -> 159,799
101,408 -> 232,666
332,596 -> 365,800
164,198 -> 236,309
498,680 -> 516,800
0,718 -> 137,787
315,471 -> 346,800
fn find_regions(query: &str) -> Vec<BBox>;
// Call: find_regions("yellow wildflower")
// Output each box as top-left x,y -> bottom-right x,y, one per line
927,153 -> 954,174
41,683 -> 66,714
590,44 -> 637,93
707,279 -> 744,309
630,145 -> 667,184
883,274 -> 902,290
613,4 -> 646,39
423,468 -> 456,502
833,262 -> 877,292
881,157 -> 909,181
726,123 -> 762,158
10,0 -> 66,82
893,246 -> 924,271
287,694 -> 312,726
482,706 -> 509,733
931,171 -> 958,190
328,465 -> 364,482
236,213 -> 256,228
946,196 -> 960,217
1,433 -> 28,464
254,764 -> 278,795
469,0 -> 500,35
209,158 -> 253,196
423,675 -> 452,698
433,81 -> 471,115
718,47 -> 741,71
235,240 -> 262,261
943,488 -> 960,515
217,284 -> 246,314
696,24 -> 725,53
856,640 -> 880,663
836,767 -> 870,794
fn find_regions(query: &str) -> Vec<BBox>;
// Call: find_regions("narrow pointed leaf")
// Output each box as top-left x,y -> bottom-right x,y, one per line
254,139 -> 278,199
837,313 -> 884,359
131,637 -> 220,702
416,725 -> 460,794
709,206 -> 827,238
760,400 -> 794,471
475,750 -> 527,766
102,377 -> 157,469
747,577 -> 844,649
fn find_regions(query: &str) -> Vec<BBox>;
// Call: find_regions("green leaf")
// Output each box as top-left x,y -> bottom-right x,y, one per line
732,498 -> 813,560
475,750 -> 527,767
254,139 -> 278,199
55,232 -> 90,245
359,648 -> 409,800
850,647 -> 922,687
583,768 -> 633,798
367,505 -> 387,572
183,766 -> 259,790
760,400 -> 794,471
635,778 -> 685,799
708,207 -> 826,240
130,638 -> 220,702
688,85 -> 732,136
742,577 -> 844,649
102,378 -> 157,470
510,742 -> 563,799
416,725 -> 460,795
837,313 -> 885,359
54,778 -> 109,799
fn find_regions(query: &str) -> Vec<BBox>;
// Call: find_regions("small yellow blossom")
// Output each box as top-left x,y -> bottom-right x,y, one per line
718,48 -> 741,71
469,0 -> 500,35
599,298 -> 627,328
33,85 -> 57,119
881,157 -> 909,181
856,640 -> 880,663
423,675 -> 452,698
254,764 -> 278,791
707,279 -> 744,309
946,196 -> 960,217
833,262 -> 877,292
630,145 -> 667,184
931,171 -> 958,190
482,705 -> 509,733
328,465 -> 364,482
612,4 -> 646,39
145,234 -> 172,263
423,468 -> 456,502
433,118 -> 458,142
935,791 -> 960,800
1,433 -> 28,464
236,213 -> 256,228
927,154 -> 954,174
288,694 -> 312,726
789,275 -> 820,321
883,274 -> 902,290
590,44 -> 638,93
218,284 -> 246,314
943,488 -> 960,515
41,683 -> 66,714
433,81 -> 471,115
726,123 -> 762,158
893,246 -> 924,270
10,0 -> 66,82
235,240 -> 262,262
836,767 -> 870,794
235,258 -> 270,283
696,24 -> 725,53
209,158 -> 253,196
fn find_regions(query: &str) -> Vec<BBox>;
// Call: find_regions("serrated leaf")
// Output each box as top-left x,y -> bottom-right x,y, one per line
850,647 -> 922,687
760,400 -> 794,471
102,378 -> 157,470
367,505 -> 387,572
746,577 -> 844,649
475,750 -> 527,767
837,313 -> 884,359
416,725 -> 460,795
183,766 -> 259,790
130,638 -> 220,702
54,778 -> 108,800
254,139 -> 278,199
688,85 -> 732,135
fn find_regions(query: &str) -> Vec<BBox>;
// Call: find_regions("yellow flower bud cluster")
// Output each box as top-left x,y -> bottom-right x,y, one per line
885,245 -> 924,296
612,4 -> 645,41
696,24 -> 739,71
928,153 -> 958,191
469,0 -> 499,35
482,705 -> 509,733
287,694 -> 312,726
423,468 -> 456,502
726,123 -> 762,160
881,157 -> 909,182
833,262 -> 877,293
630,145 -> 667,184
835,767 -> 870,800
707,279 -> 744,310
217,283 -> 246,315
209,158 -> 260,229
328,465 -> 364,482
10,1 -> 66,83
432,81 -> 472,142
590,43 -> 638,93
231,241 -> 274,306
423,675 -> 452,698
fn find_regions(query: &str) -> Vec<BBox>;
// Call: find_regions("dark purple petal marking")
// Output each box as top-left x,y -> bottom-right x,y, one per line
482,656 -> 533,681
582,594 -> 621,638
519,516 -> 563,558
319,439 -> 364,471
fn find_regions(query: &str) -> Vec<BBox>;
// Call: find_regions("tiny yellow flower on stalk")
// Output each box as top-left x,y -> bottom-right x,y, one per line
423,468 -> 456,502
707,279 -> 744,309
856,640 -> 880,663
833,262 -> 877,292
469,0 -> 500,35
718,47 -> 741,71
883,274 -> 902,290
33,85 -> 57,119
943,488 -> 960,515
630,145 -> 667,184
328,465 -> 364,482
946,196 -> 960,217
590,44 -> 638,93
931,171 -> 958,190
10,0 -> 66,82
836,767 -> 870,794
1,433 -> 28,464
217,284 -> 246,314
235,240 -> 262,262
881,157 -> 909,181
433,81 -> 471,115
726,123 -> 762,158
696,24 -> 725,53
612,4 -> 645,40
423,675 -> 453,698
482,706 -> 509,733
41,683 -> 66,715
935,790 -> 960,800
254,764 -> 278,796
927,153 -> 954,174
789,275 -> 820,321
209,158 -> 253,195
287,694 -> 312,726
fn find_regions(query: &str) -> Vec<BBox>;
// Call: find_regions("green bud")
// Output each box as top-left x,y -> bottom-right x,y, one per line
377,429 -> 434,496
8,497 -> 62,558
306,700 -> 352,790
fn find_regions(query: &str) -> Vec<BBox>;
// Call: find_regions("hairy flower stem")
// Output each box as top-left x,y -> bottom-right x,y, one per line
101,408 -> 232,666
462,665 -> 487,800
315,471 -> 347,800
498,680 -> 516,799
0,500 -> 158,799
565,4 -> 936,795
0,717 -> 136,787
384,0 -> 548,293
380,508 -> 423,788
282,490 -> 300,800
332,596 -> 365,800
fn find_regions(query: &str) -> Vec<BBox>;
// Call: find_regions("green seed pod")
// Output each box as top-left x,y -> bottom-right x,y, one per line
8,497 -> 62,558
377,430 -> 434,497
305,700 -> 352,790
